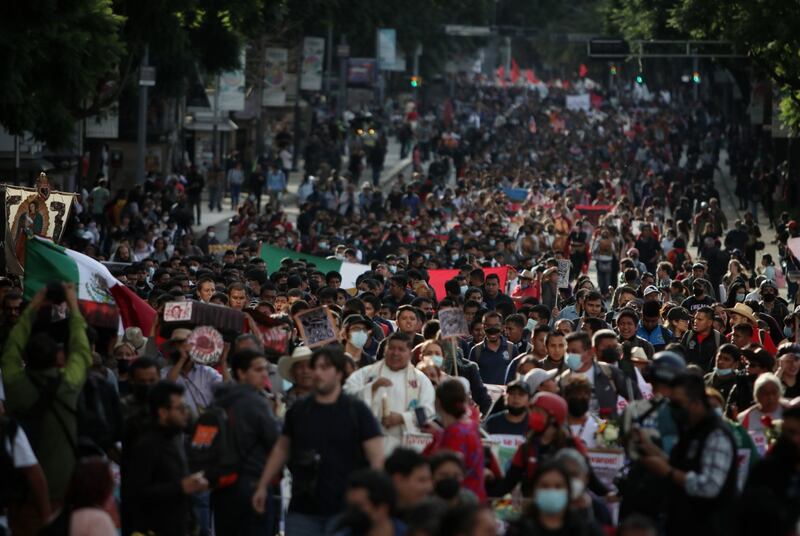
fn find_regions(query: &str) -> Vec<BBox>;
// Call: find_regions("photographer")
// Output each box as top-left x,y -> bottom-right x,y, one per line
1,282 -> 90,531
160,328 -> 230,416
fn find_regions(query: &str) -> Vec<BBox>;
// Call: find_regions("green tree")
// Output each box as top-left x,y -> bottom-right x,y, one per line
0,0 -> 271,148
608,0 -> 800,132
0,0 -> 125,147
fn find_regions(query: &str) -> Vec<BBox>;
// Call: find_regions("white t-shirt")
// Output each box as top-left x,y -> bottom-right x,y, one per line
4,424 -> 38,468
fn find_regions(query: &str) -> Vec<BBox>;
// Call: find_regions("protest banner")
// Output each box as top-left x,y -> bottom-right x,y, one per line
489,434 -> 525,471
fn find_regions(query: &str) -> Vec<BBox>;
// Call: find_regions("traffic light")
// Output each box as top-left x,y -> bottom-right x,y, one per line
635,73 -> 644,85
410,76 -> 421,88
610,63 -> 618,76
692,71 -> 701,84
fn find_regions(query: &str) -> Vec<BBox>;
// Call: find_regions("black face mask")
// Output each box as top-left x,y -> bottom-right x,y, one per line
338,506 -> 372,535
567,398 -> 590,418
669,401 -> 690,429
485,327 -> 502,335
762,293 -> 776,302
507,405 -> 527,416
693,287 -> 703,297
434,478 -> 461,500
599,347 -> 620,364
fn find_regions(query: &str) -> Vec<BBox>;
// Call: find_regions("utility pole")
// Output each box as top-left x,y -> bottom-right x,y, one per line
324,24 -> 333,97
412,43 -> 421,101
255,38 -> 266,163
135,44 -> 153,184
212,73 -> 221,161
292,39 -> 302,171
337,35 -> 349,118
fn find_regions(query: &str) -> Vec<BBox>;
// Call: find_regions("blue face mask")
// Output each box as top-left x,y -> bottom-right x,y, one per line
534,488 -> 568,514
430,355 -> 444,368
460,285 -> 469,295
715,367 -> 733,377
526,318 -> 537,332
349,330 -> 368,349
566,353 -> 583,371
784,326 -> 793,339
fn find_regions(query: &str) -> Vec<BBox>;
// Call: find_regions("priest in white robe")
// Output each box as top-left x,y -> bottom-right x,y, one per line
345,332 -> 435,453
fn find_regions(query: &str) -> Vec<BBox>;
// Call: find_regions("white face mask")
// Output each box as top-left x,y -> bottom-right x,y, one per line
349,330 -> 368,349
207,232 -> 215,238
460,285 -> 469,295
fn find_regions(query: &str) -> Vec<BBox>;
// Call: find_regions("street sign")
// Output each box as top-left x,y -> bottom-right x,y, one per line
587,39 -> 630,58
337,44 -> 350,58
138,66 -> 156,86
444,25 -> 491,37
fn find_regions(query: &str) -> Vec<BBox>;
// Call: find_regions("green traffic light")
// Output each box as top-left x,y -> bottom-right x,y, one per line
635,75 -> 644,84
692,72 -> 701,84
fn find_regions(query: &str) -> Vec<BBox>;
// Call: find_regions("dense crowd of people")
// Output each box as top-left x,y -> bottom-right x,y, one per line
1,78 -> 800,536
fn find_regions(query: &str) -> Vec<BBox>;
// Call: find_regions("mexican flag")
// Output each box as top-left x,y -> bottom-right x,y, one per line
24,237 -> 156,332
260,244 -> 371,289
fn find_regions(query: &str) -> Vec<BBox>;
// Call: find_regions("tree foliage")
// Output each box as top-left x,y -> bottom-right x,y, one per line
608,0 -> 800,132
0,0 -> 270,147
0,0 -> 125,147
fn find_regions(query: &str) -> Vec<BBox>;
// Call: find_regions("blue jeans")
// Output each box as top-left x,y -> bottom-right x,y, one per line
231,183 -> 242,208
192,491 -> 212,536
285,512 -> 338,536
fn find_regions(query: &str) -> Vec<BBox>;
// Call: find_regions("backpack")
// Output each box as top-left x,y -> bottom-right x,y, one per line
187,406 -> 244,489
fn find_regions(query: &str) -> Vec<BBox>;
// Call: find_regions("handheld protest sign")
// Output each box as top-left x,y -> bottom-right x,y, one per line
294,306 -> 338,348
557,259 -> 571,289
187,325 -> 224,365
438,307 -> 469,338
164,301 -> 193,322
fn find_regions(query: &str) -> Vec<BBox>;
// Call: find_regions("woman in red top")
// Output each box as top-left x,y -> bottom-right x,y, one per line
423,379 -> 486,502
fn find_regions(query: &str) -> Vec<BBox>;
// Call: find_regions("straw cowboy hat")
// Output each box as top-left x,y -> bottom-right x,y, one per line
725,303 -> 759,325
278,346 -> 313,383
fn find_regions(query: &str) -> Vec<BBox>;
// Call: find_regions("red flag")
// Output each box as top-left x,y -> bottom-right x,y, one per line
496,66 -> 506,86
109,283 -> 157,335
511,59 -> 520,84
428,267 -> 510,301
579,63 -> 588,77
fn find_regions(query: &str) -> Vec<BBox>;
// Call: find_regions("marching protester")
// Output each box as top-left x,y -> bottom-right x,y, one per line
2,69 -> 800,536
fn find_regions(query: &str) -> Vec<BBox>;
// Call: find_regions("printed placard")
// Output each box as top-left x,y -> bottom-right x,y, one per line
557,259 -> 571,288
163,301 -> 193,322
294,306 -> 338,348
402,432 -> 434,452
587,448 -> 626,492
187,325 -> 224,365
438,307 -> 469,338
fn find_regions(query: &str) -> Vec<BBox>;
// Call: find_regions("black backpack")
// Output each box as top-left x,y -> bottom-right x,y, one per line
187,406 -> 243,489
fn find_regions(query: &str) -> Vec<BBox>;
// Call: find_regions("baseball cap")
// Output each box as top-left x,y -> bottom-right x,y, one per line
523,368 -> 558,394
667,307 -> 691,322
643,285 -> 660,296
506,379 -> 532,396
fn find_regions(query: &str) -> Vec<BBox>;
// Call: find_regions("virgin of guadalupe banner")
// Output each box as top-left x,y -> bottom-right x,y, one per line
4,173 -> 76,274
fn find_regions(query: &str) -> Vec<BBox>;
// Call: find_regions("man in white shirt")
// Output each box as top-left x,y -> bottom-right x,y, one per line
345,332 -> 435,453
